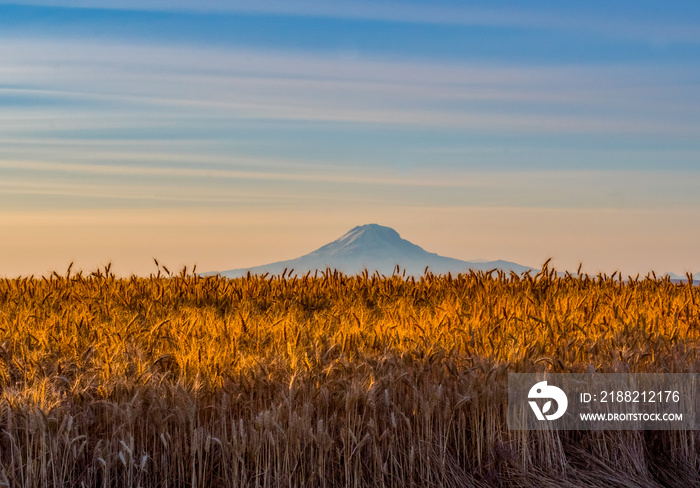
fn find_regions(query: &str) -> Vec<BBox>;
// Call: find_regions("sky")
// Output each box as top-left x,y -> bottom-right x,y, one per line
1,0 -> 700,278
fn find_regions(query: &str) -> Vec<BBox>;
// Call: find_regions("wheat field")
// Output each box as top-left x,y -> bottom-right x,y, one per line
0,262 -> 698,487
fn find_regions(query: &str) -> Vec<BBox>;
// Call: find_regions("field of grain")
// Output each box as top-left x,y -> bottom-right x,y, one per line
0,263 -> 698,487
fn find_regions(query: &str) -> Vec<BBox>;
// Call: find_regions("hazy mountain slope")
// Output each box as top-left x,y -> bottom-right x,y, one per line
208,224 -> 536,278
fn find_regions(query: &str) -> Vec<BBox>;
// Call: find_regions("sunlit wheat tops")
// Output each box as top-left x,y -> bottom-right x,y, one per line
0,262 -> 698,487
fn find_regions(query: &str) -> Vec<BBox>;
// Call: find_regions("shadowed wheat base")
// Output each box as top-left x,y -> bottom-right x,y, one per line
0,263 -> 698,487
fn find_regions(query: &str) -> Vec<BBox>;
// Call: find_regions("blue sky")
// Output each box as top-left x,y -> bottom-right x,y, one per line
1,1 -> 699,277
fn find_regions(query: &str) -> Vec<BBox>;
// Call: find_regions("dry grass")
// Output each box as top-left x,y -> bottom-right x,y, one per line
0,262 -> 698,487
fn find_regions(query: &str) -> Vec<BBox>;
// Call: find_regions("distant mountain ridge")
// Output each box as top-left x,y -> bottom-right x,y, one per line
208,223 -> 536,278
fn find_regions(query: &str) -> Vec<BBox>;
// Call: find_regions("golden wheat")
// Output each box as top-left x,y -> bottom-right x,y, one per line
0,263 -> 697,486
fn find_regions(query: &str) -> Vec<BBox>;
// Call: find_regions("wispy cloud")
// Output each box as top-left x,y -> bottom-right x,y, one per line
2,157 -> 698,211
9,0 -> 700,44
1,40 -> 699,137
2,37 -> 700,218
1,7 -> 699,276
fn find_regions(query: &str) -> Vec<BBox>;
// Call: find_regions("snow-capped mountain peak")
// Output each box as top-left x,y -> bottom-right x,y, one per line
208,224 -> 535,278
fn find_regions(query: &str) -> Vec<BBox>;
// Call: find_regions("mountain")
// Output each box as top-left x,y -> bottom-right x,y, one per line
666,272 -> 695,281
662,272 -> 698,285
208,223 -> 536,278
